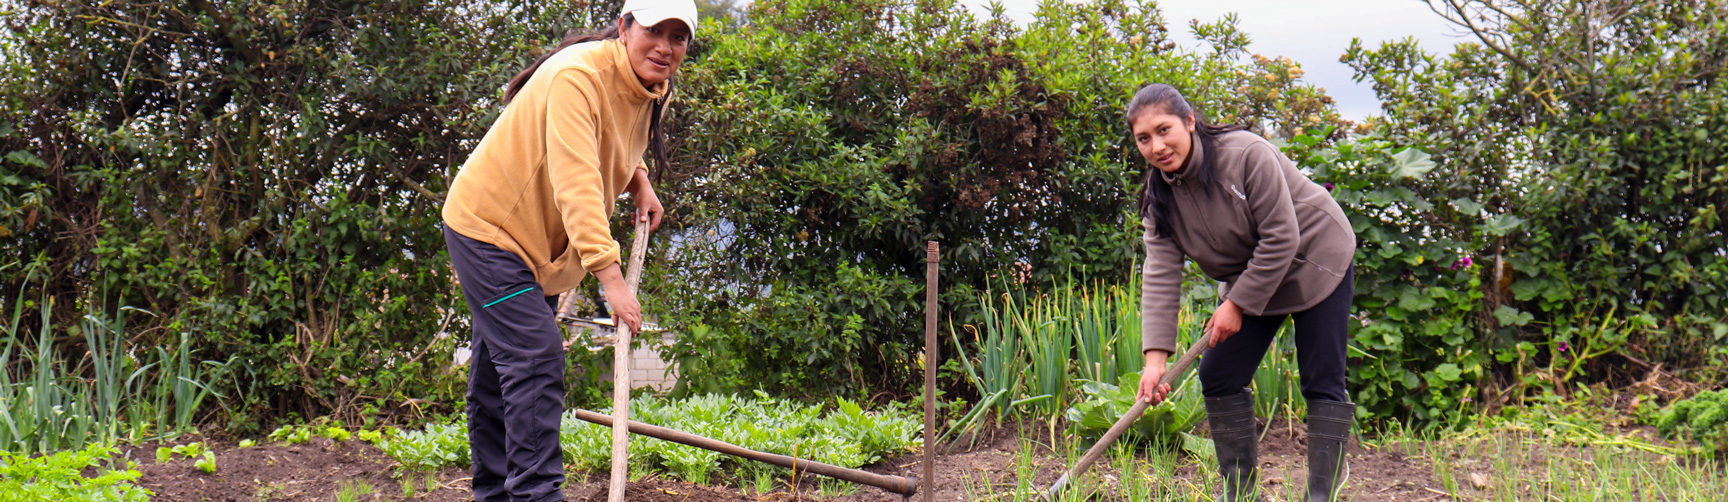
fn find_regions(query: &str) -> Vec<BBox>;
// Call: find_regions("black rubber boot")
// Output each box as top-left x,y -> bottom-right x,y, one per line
1206,389 -> 1258,502
1304,399 -> 1355,502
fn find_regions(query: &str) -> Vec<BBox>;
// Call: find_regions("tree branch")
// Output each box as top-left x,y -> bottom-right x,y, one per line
1432,0 -> 1534,73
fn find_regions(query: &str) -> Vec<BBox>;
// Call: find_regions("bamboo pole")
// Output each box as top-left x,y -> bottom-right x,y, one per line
1040,332 -> 1212,500
607,218 -> 651,502
572,410 -> 920,496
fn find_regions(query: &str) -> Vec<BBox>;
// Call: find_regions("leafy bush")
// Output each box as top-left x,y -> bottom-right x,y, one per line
1288,131 -> 1487,427
0,444 -> 151,501
0,0 -> 627,429
657,0 -> 1345,397
1344,1 -> 1728,393
1657,389 -> 1728,453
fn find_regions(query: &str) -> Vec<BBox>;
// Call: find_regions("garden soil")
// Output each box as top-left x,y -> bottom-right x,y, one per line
128,418 -> 1447,501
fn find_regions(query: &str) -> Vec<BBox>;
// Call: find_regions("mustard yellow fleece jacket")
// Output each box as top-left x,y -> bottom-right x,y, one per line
443,39 -> 663,296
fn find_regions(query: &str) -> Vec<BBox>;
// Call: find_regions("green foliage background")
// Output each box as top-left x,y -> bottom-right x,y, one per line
0,0 -> 1723,435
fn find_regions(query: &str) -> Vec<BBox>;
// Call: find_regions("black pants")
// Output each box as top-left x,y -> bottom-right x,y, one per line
444,225 -> 566,502
1199,266 -> 1353,403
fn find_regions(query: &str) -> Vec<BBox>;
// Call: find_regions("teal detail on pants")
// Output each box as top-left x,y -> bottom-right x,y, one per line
483,286 -> 536,308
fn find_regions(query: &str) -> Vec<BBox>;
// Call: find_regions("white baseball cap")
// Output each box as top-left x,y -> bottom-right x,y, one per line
621,0 -> 699,33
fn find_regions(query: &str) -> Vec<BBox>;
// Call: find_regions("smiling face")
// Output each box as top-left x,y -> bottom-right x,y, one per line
1130,108 -> 1196,173
618,17 -> 691,88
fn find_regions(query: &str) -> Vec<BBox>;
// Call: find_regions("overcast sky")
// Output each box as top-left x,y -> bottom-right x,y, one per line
960,0 -> 1471,120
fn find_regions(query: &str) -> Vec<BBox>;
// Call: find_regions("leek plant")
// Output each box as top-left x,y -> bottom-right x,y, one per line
1252,322 -> 1304,422
0,292 -> 224,455
948,279 -> 1215,440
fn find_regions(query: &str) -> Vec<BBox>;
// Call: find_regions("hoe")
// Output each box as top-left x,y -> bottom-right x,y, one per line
1040,331 -> 1212,500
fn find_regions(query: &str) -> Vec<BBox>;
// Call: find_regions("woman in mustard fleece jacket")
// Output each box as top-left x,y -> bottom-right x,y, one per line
1127,84 -> 1357,502
439,1 -> 697,500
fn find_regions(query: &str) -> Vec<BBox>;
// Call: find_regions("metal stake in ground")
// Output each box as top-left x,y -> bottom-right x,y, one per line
923,241 -> 939,502
608,218 -> 651,502
1040,331 -> 1212,501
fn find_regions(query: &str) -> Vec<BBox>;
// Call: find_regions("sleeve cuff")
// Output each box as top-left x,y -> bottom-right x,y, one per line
580,244 -> 622,273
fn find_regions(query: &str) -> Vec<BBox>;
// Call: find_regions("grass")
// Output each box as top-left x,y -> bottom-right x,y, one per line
1365,401 -> 1728,502
1411,430 -> 1728,500
333,479 -> 374,502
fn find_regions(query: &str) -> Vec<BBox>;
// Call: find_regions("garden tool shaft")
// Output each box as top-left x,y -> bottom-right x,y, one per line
1040,331 -> 1213,501
572,410 -> 921,496
607,218 -> 651,502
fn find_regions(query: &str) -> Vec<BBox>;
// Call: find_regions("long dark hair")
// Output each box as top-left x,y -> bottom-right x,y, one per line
1124,84 -> 1248,238
504,13 -> 675,173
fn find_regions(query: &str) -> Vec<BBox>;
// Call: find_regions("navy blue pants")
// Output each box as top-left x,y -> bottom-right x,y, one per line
444,224 -> 566,502
1199,266 -> 1353,403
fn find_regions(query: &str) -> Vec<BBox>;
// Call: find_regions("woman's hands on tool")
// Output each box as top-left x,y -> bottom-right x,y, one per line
1137,349 -> 1172,405
1206,299 -> 1242,348
629,167 -> 663,232
594,263 -> 642,334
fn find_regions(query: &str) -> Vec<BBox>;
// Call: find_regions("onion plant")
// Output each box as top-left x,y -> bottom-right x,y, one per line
0,291 -> 224,455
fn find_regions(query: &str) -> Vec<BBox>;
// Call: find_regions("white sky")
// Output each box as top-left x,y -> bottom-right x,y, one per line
960,0 -> 1472,120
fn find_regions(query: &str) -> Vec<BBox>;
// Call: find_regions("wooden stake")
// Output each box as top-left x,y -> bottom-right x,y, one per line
923,241 -> 938,502
608,218 -> 651,502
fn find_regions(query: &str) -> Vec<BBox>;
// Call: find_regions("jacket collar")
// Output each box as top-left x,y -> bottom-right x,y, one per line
605,39 -> 668,105
1158,130 -> 1206,185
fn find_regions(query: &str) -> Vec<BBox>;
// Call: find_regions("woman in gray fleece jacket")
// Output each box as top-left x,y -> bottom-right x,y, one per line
1127,84 -> 1357,502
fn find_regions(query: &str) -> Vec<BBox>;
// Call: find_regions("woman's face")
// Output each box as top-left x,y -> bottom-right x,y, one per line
619,17 -> 691,88
1131,109 -> 1196,173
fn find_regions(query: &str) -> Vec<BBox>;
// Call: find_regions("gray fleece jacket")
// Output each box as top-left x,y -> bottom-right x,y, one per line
1141,130 -> 1356,354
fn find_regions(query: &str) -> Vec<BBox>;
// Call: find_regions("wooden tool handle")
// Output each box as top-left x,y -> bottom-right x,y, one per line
607,218 -> 651,502
1041,331 -> 1213,500
574,410 -> 920,496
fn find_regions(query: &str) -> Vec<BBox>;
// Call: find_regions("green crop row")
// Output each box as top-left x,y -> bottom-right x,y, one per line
372,393 -> 919,491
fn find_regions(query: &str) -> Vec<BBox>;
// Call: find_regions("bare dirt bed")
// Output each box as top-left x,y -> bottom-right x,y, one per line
128,418 -> 1446,501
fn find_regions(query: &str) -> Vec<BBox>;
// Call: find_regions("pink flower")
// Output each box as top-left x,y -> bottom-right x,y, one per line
1324,182 -> 1335,191
1557,341 -> 1570,352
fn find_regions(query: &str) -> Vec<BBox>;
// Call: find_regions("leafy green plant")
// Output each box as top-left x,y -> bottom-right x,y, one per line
193,452 -> 217,474
0,444 -> 151,501
374,422 -> 470,470
380,393 -> 919,490
1657,389 -> 1728,453
1064,371 -> 1206,448
156,441 -> 217,474
267,425 -> 313,445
